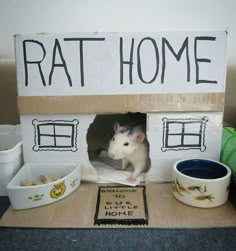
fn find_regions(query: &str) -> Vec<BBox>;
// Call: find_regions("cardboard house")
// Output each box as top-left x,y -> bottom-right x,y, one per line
15,31 -> 227,184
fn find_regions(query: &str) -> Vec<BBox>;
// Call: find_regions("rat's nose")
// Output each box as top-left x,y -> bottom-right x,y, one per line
109,152 -> 115,159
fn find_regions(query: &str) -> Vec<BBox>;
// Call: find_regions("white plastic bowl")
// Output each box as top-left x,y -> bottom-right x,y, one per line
172,158 -> 231,208
0,125 -> 23,196
7,162 -> 81,210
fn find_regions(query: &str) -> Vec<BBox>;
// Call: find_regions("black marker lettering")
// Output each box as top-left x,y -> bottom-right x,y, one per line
23,40 -> 46,87
137,37 -> 159,84
115,201 -> 123,205
161,37 -> 190,84
194,36 -> 217,84
120,37 -> 134,84
49,39 -> 72,87
64,37 -> 105,87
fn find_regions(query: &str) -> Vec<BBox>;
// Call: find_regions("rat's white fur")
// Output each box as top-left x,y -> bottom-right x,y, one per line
108,122 -> 150,181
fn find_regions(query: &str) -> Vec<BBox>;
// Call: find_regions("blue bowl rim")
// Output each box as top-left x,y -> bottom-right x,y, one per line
173,158 -> 231,181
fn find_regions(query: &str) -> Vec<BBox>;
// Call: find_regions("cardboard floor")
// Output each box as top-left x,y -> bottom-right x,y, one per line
1,183 -> 236,228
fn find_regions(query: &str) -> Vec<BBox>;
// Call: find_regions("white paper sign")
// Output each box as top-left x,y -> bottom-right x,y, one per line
15,31 -> 227,96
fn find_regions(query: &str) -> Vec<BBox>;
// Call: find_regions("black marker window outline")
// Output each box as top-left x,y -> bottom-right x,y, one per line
32,119 -> 79,152
161,117 -> 208,152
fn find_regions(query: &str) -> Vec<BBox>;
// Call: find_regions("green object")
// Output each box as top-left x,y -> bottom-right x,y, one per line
70,178 -> 78,188
28,194 -> 44,201
221,127 -> 236,186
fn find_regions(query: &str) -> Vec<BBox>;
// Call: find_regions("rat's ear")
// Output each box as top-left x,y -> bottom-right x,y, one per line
114,122 -> 120,131
135,132 -> 145,143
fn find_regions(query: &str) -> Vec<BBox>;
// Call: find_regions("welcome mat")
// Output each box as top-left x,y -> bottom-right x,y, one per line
94,186 -> 148,225
1,183 -> 236,228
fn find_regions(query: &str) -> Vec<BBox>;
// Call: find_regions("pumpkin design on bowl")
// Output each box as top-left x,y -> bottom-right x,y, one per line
50,182 -> 66,199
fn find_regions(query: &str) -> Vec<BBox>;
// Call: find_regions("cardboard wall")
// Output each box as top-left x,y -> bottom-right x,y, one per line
0,60 -> 20,125
0,31 -> 229,183
19,111 -> 223,183
1,1 -> 236,126
1,60 -> 235,126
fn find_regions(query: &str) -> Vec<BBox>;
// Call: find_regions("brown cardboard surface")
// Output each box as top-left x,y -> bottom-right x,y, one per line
17,93 -> 225,114
1,183 -> 236,228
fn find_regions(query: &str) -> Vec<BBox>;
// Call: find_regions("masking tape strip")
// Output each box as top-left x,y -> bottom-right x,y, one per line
17,93 -> 225,114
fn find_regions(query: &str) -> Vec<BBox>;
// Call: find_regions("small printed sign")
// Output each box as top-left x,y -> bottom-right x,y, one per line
94,186 -> 148,225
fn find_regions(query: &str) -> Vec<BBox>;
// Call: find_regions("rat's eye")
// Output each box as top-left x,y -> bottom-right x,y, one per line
112,137 -> 115,141
124,142 -> 129,146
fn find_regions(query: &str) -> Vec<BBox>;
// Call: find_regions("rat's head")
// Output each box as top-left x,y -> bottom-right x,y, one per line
108,122 -> 145,160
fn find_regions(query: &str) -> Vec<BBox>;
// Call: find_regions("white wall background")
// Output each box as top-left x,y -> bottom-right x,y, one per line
0,0 -> 236,124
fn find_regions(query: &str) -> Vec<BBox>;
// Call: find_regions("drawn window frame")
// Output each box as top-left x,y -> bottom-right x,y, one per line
161,117 -> 208,152
32,119 -> 79,152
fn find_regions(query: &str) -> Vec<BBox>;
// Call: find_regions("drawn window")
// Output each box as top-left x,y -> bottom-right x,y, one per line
32,119 -> 79,152
161,117 -> 208,152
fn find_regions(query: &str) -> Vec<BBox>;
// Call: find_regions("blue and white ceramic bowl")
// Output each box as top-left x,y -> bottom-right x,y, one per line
172,158 -> 231,208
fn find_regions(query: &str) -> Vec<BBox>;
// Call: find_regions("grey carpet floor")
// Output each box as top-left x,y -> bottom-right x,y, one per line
0,227 -> 236,251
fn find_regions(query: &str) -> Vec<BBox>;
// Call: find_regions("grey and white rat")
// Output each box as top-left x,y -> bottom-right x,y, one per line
108,122 -> 151,182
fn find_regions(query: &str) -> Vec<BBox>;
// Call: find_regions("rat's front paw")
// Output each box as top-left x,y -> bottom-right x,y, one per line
127,176 -> 136,182
116,166 -> 125,170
